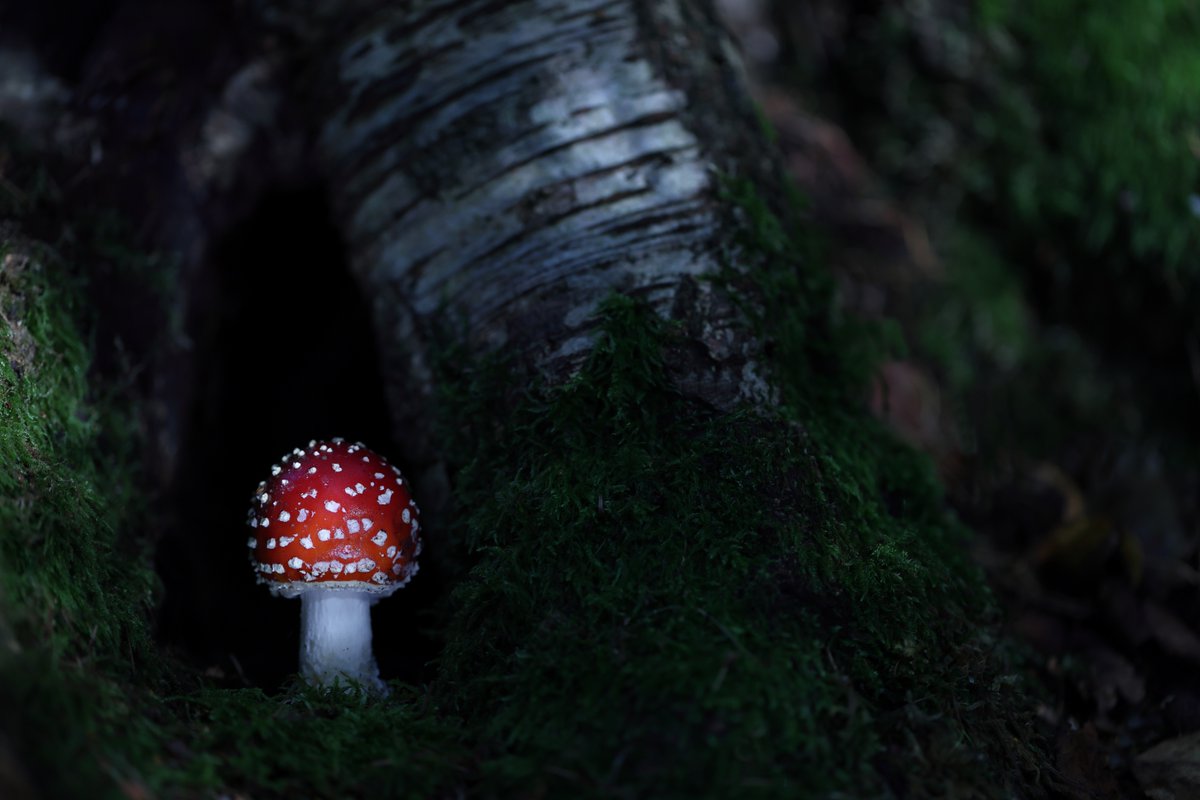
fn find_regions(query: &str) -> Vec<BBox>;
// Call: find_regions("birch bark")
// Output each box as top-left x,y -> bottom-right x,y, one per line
310,0 -> 778,465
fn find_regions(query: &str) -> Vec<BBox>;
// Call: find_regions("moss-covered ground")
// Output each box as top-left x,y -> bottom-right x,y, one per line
428,182 -> 1044,796
0,133 -> 468,798
1,108 -> 1053,797
0,229 -> 159,795
5,3 -> 1195,789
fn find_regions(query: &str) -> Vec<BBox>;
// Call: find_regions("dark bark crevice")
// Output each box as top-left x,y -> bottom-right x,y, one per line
154,184 -> 440,687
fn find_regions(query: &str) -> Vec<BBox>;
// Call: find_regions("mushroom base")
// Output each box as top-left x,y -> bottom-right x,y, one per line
299,590 -> 385,693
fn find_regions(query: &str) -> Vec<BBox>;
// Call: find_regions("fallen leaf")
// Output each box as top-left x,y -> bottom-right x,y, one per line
1034,516 -> 1117,587
868,360 -> 943,453
1144,601 -> 1200,666
1056,723 -> 1123,800
1088,645 -> 1145,717
1135,730 -> 1200,800
1032,463 -> 1087,524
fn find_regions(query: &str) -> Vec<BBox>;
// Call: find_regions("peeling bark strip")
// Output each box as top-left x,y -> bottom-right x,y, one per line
317,0 -> 771,455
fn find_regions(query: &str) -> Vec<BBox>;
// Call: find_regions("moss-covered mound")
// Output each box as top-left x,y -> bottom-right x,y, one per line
424,183 -> 1042,796
434,300 -> 1035,796
0,229 -> 160,797
0,147 -> 1045,796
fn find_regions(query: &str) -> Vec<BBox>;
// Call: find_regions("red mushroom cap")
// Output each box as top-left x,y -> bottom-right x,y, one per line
247,438 -> 421,598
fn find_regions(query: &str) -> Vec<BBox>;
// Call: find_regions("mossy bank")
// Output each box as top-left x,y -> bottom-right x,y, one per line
0,141 -> 1047,796
0,229 -> 158,796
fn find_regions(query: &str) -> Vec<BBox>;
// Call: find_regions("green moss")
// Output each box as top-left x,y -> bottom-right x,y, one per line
810,0 -> 1200,279
974,1 -> 1200,270
917,229 -> 1034,394
0,248 -> 152,655
0,232 -> 161,796
908,221 -> 1192,473
0,176 -> 468,799
791,1 -> 1200,422
0,651 -> 178,798
968,3 -> 1200,437
430,185 -> 1043,796
0,119 -> 470,798
1,135 -> 1047,796
166,682 -> 466,797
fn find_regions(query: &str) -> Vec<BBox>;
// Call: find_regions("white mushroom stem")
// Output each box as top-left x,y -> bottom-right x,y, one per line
299,590 -> 386,694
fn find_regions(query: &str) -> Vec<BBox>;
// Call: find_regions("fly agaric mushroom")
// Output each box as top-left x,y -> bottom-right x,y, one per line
247,438 -> 421,692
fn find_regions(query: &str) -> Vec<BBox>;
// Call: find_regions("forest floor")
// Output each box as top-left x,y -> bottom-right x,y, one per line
2,2 -> 1199,798
721,2 -> 1200,797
